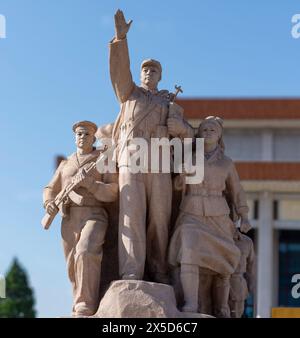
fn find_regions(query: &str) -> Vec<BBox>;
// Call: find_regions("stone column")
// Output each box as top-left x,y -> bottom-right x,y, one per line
256,191 -> 274,317
261,130 -> 273,161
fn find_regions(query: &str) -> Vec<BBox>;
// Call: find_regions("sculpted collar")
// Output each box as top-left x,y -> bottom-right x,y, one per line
140,84 -> 158,94
205,145 -> 224,163
140,85 -> 170,99
68,148 -> 100,168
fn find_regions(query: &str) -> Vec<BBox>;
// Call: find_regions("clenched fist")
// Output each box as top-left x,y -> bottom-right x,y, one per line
167,118 -> 186,137
46,200 -> 58,216
240,217 -> 252,233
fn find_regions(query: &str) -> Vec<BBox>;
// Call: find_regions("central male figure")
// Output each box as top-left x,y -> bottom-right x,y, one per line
110,10 -> 192,283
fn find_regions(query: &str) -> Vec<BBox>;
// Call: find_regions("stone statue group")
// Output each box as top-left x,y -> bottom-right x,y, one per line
42,10 -> 255,318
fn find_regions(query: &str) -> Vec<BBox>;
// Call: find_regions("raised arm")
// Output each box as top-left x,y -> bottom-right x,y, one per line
109,9 -> 134,103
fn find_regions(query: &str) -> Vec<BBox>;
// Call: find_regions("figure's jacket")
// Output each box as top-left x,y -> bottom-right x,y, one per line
109,37 -> 193,168
43,148 -> 118,210
178,146 -> 249,218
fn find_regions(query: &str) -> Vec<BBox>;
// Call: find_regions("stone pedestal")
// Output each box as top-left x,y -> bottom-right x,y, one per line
94,280 -> 212,318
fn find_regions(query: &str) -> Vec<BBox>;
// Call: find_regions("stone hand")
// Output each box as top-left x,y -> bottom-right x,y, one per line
114,9 -> 132,40
240,218 -> 251,233
46,200 -> 58,216
167,118 -> 186,137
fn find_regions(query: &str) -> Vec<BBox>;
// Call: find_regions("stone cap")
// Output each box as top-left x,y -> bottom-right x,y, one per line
141,59 -> 162,74
72,120 -> 98,134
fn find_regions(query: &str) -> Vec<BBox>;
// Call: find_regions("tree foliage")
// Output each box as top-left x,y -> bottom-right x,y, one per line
0,258 -> 36,318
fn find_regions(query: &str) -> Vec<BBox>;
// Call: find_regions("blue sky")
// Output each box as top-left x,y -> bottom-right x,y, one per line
0,0 -> 299,317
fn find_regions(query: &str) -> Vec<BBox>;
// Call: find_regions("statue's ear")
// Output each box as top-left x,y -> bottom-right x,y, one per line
93,136 -> 96,144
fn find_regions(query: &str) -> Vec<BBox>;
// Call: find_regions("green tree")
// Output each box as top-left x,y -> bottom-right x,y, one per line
0,258 -> 36,318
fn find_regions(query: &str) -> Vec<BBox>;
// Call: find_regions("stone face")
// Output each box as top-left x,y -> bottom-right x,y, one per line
95,280 -> 181,318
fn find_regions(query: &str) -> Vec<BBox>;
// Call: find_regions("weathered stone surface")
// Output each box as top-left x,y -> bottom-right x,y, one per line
94,280 -> 213,318
95,280 -> 178,318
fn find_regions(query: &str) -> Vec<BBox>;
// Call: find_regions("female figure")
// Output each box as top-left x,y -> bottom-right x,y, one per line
168,116 -> 251,317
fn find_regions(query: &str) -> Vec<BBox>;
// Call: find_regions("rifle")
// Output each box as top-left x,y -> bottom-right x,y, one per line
41,146 -> 108,230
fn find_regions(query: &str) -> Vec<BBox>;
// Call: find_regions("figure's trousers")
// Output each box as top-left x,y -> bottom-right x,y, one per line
181,264 -> 199,312
229,300 -> 245,318
229,274 -> 248,317
118,171 -> 172,279
198,267 -> 231,318
61,206 -> 108,315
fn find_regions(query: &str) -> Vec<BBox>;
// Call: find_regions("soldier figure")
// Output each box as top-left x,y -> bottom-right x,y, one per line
168,116 -> 251,317
110,10 -> 193,283
229,229 -> 256,318
43,121 -> 118,317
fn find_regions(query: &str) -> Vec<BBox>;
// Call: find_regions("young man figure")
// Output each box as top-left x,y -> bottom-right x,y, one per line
43,121 -> 118,316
